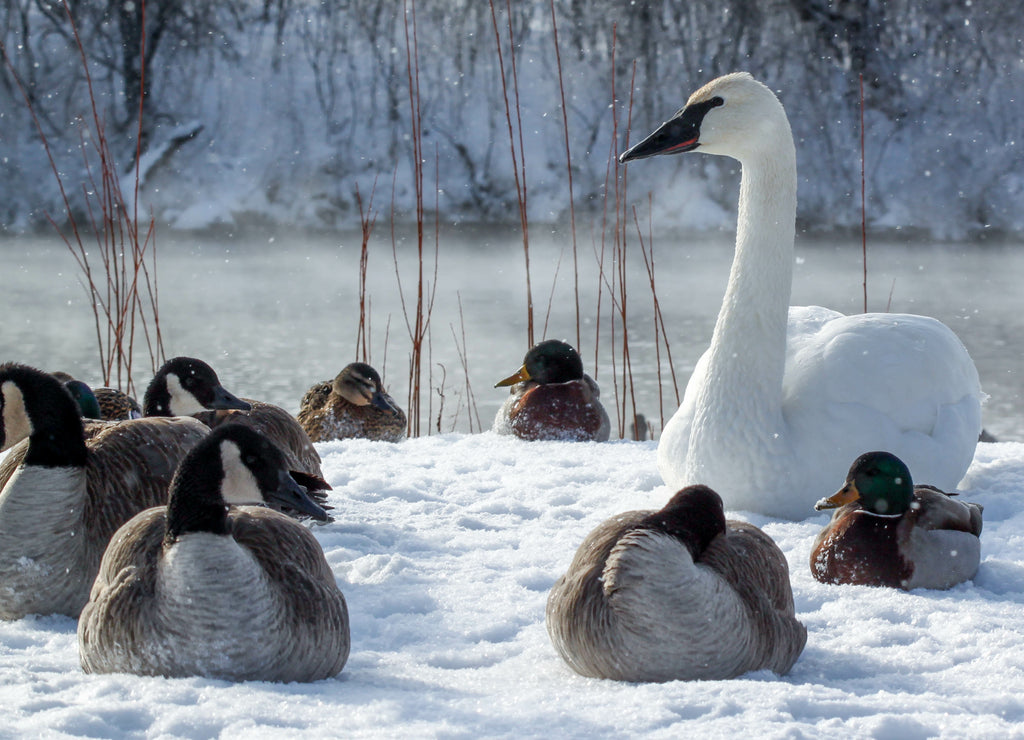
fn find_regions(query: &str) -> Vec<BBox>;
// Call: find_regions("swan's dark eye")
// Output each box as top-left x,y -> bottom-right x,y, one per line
710,96 -> 724,108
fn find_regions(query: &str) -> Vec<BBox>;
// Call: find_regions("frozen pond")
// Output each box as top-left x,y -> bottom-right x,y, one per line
1,228 -> 1021,440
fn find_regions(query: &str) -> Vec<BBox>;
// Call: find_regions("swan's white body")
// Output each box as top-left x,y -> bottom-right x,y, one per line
625,73 -> 982,520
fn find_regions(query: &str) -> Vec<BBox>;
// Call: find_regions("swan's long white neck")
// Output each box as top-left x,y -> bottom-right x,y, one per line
687,131 -> 797,468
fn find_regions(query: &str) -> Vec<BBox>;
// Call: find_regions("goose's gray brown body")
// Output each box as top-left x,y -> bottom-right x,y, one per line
77,424 -> 349,682
78,504 -> 349,681
0,363 -> 207,619
546,486 -> 806,681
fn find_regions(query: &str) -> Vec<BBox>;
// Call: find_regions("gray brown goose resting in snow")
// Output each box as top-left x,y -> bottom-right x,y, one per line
297,362 -> 406,443
0,363 -> 208,620
78,424 -> 349,682
546,485 -> 806,681
143,356 -> 330,510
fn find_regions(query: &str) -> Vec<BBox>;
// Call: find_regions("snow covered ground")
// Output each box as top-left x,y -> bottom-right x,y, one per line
2,433 -> 1023,738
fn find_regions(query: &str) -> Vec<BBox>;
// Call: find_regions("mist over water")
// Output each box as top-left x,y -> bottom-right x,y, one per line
2,230 -> 1020,440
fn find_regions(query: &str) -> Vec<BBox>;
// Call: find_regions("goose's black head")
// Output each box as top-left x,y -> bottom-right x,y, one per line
144,357 -> 251,417
165,423 -> 329,542
0,362 -> 87,466
638,484 -> 727,561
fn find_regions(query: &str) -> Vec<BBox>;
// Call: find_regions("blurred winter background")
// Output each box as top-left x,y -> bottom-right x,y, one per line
1,0 -> 1021,237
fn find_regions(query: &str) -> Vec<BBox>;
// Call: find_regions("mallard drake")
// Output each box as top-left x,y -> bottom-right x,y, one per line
52,371 -> 143,421
143,356 -> 329,502
811,451 -> 983,590
0,363 -> 208,619
620,72 -> 982,520
297,362 -> 406,443
546,485 -> 806,681
62,379 -> 103,420
493,339 -> 610,442
78,424 -> 350,682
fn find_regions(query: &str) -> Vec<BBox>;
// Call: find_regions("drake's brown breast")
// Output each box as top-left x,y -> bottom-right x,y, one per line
810,511 -> 912,588
509,382 -> 604,442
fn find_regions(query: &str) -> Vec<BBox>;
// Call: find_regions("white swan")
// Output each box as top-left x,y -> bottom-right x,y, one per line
620,73 -> 982,520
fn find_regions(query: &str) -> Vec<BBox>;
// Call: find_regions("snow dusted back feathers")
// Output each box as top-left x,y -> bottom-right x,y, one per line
546,485 -> 806,681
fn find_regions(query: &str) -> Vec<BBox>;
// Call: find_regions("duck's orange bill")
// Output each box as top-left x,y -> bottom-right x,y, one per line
495,365 -> 531,388
814,481 -> 862,511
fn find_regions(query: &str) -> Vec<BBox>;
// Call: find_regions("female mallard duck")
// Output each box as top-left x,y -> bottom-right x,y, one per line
811,451 -> 983,590
493,339 -> 610,442
0,363 -> 208,619
78,424 -> 349,682
92,387 -> 143,421
143,356 -> 329,499
297,362 -> 406,443
620,73 -> 982,520
546,485 -> 806,681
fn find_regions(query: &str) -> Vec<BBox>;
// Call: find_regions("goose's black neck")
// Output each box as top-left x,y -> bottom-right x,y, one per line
638,484 -> 726,560
164,440 -> 230,542
1,364 -> 88,468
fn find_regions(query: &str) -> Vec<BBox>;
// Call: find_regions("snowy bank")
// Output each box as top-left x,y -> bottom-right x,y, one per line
2,434 -> 1023,737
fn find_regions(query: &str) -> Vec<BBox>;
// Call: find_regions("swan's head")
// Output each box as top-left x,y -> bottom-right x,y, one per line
619,72 -> 790,164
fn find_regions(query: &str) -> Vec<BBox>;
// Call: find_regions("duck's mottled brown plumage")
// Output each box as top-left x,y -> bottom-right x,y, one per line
93,387 -> 142,420
546,485 -> 806,681
298,363 -> 406,443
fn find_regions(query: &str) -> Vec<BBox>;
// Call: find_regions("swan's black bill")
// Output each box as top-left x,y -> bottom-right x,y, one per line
619,96 -> 724,163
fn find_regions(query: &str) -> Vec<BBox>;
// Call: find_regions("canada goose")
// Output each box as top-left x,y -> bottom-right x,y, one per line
0,362 -> 208,619
619,73 -> 982,519
297,362 -> 406,443
78,423 -> 350,682
546,484 -> 806,681
811,451 -> 983,589
493,340 -> 610,442
143,357 -> 329,506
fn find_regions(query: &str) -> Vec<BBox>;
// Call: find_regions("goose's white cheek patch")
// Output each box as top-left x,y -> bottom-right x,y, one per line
218,440 -> 262,506
1,382 -> 32,451
165,374 -> 206,417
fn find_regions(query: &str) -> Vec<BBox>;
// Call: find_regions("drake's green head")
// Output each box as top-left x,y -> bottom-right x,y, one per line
494,339 -> 584,388
63,379 -> 102,420
815,451 -> 914,515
